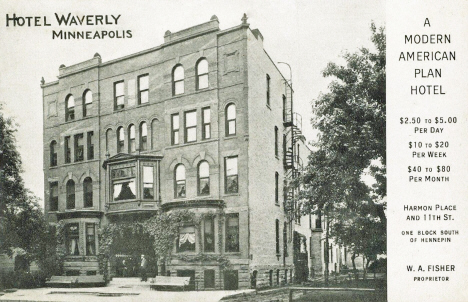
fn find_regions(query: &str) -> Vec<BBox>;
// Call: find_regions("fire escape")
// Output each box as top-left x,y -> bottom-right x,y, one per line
281,74 -> 303,225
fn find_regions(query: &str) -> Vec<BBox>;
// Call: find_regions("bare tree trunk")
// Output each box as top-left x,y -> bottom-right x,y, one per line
324,219 -> 330,286
363,257 -> 370,280
351,252 -> 358,280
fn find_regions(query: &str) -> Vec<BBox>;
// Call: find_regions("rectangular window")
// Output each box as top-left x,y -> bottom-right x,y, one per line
204,270 -> 215,288
74,134 -> 84,162
171,114 -> 179,145
204,217 -> 215,252
225,213 -> 239,252
266,74 -> 271,106
178,225 -> 195,252
67,223 -> 80,255
64,136 -> 71,163
275,172 -> 279,204
274,126 -> 279,157
112,166 -> 137,201
86,224 -> 96,256
225,156 -> 238,194
49,182 -> 58,211
315,211 -> 322,229
184,110 -> 197,143
143,166 -> 154,199
138,74 -> 149,104
87,131 -> 94,160
114,81 -> 125,110
202,107 -> 211,140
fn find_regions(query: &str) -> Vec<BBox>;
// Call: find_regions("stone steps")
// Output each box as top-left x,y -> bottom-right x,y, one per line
109,277 -> 151,288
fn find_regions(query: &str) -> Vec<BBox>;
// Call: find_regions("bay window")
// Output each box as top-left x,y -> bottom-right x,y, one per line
143,166 -> 154,199
178,225 -> 195,252
204,216 -> 215,252
112,166 -> 136,201
86,223 -> 96,256
67,223 -> 79,255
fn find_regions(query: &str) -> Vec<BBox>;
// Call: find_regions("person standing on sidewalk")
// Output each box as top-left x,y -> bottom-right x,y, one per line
140,254 -> 148,282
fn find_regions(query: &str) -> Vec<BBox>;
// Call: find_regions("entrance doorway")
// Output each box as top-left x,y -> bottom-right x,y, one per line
177,270 -> 195,290
224,270 -> 238,290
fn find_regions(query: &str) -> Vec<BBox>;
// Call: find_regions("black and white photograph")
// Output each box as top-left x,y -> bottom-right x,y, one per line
0,1 -> 467,301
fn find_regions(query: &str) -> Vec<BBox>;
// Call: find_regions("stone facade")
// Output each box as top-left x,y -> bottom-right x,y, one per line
42,15 -> 317,289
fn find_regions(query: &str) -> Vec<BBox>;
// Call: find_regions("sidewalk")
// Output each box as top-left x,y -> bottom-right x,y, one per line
0,284 -> 254,302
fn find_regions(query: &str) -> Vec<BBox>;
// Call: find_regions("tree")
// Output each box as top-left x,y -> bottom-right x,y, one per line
294,23 -> 386,283
0,104 -> 47,268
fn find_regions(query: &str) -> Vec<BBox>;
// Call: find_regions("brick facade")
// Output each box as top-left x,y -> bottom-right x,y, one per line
42,15 -> 319,289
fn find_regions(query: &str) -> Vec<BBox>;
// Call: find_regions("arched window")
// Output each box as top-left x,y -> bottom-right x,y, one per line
226,103 -> 236,136
175,164 -> 186,198
198,161 -> 210,195
128,124 -> 136,153
50,141 -> 57,167
172,65 -> 184,95
140,122 -> 148,151
196,58 -> 209,90
66,179 -> 75,209
117,127 -> 124,153
83,90 -> 92,117
83,177 -> 93,207
106,128 -> 112,154
151,119 -> 158,149
65,95 -> 75,121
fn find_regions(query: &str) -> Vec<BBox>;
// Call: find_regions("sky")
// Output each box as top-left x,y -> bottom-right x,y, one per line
0,0 -> 385,206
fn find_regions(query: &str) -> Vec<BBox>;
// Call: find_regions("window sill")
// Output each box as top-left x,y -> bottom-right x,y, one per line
136,102 -> 151,108
166,138 -> 217,150
223,135 -> 237,141
275,155 -> 280,160
58,158 -> 100,168
224,252 -> 241,255
223,193 -> 240,197
170,87 -> 216,100
275,203 -> 280,207
110,199 -> 138,204
175,251 -> 197,255
266,104 -> 271,110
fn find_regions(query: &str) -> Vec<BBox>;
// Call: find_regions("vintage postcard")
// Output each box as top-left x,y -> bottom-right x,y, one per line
0,0 -> 466,301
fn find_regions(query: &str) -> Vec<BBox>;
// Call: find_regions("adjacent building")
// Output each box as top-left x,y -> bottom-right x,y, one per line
41,15 -> 326,290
